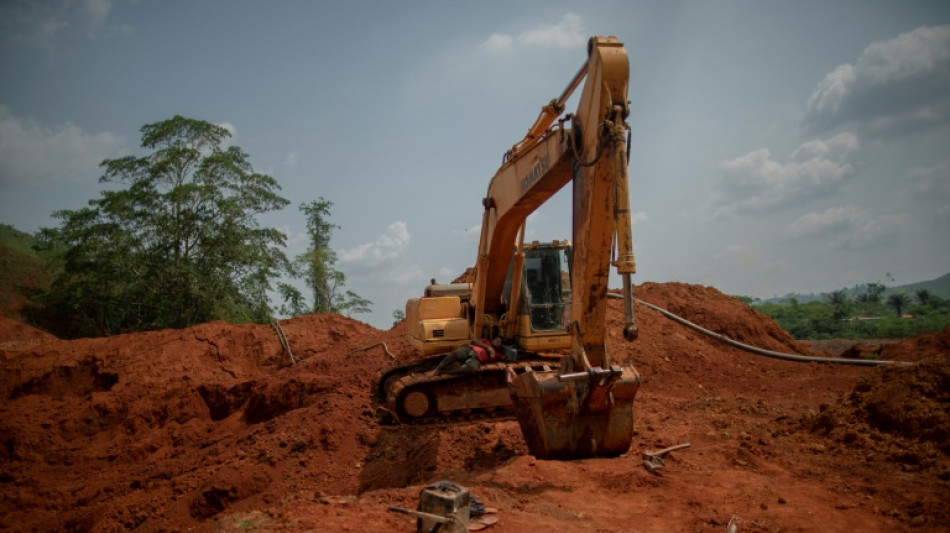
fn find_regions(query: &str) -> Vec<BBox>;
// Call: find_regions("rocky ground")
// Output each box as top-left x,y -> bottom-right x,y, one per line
0,282 -> 947,532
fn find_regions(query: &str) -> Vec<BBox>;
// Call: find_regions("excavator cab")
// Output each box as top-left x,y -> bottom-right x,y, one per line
502,242 -> 574,352
523,246 -> 570,331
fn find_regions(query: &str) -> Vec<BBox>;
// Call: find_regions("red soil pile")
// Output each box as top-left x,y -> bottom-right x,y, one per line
803,329 -> 950,477
879,327 -> 950,362
0,283 -> 947,532
0,317 -> 54,347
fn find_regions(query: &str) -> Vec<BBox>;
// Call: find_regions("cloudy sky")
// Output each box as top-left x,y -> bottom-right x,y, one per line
1,1 -> 948,329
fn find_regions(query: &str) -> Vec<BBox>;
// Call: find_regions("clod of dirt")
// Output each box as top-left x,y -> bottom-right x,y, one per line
189,467 -> 272,518
8,357 -> 118,399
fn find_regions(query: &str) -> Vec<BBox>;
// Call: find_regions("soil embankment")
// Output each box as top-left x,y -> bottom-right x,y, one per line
1,283 -> 947,532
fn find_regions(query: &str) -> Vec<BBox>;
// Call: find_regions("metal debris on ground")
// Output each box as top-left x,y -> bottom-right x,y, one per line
387,481 -> 498,532
642,442 -> 691,475
347,342 -> 395,361
726,514 -> 740,533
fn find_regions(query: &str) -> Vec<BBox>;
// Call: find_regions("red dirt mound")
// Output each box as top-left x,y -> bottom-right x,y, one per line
0,317 -> 54,347
634,282 -> 812,355
0,283 -> 947,532
878,326 -> 950,362
802,330 -> 950,479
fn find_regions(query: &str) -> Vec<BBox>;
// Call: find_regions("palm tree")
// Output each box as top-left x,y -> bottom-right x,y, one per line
864,282 -> 886,304
916,289 -> 934,307
826,290 -> 851,320
856,281 -> 886,315
886,293 -> 911,317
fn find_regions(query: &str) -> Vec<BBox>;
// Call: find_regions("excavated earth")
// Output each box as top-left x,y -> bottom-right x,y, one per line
1,282 -> 948,532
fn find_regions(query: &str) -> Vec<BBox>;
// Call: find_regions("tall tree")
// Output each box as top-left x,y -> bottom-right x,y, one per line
863,282 -> 886,304
886,293 -> 911,317
915,289 -> 934,307
855,281 -> 886,315
298,199 -> 340,313
826,290 -> 851,321
35,116 -> 290,336
283,198 -> 371,316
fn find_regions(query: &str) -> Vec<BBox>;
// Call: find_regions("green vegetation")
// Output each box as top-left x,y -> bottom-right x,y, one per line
5,115 -> 371,338
277,198 -> 371,318
0,224 -> 59,319
30,116 -> 290,336
750,281 -> 950,340
392,309 -> 405,327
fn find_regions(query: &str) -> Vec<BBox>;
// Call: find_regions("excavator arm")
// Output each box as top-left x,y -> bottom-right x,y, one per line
472,37 -> 637,345
389,36 -> 640,458
468,36 -> 641,459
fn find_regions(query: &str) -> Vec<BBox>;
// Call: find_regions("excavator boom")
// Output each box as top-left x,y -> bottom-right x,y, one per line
388,36 -> 641,459
504,37 -> 640,459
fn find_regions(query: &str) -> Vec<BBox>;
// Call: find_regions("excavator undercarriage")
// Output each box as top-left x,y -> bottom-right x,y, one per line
376,353 -> 562,424
376,349 -> 641,460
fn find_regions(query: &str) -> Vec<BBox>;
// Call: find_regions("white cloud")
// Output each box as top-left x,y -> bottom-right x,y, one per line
277,225 -> 308,254
517,13 -> 586,49
480,13 -> 586,55
907,159 -> 950,199
787,205 -> 907,250
453,222 -> 482,243
713,133 -> 858,217
337,221 -> 426,318
0,105 -> 126,186
805,64 -> 856,119
906,159 -> 950,222
787,205 -> 862,238
480,33 -> 513,54
803,25 -> 950,137
390,264 -> 427,286
283,151 -> 297,167
215,121 -> 240,149
630,211 -> 648,225
339,221 -> 412,267
217,121 -> 238,141
788,132 -> 859,161
437,266 -> 460,280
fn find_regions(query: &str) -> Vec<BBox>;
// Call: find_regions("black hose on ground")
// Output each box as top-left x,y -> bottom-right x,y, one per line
608,293 -> 909,367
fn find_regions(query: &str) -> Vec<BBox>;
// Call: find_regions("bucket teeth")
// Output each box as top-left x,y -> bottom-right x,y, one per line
508,365 -> 640,459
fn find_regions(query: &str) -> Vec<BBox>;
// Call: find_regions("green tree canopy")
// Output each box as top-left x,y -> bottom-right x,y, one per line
34,115 -> 290,336
886,293 -> 911,317
826,290 -> 851,321
278,198 -> 371,318
916,289 -> 934,307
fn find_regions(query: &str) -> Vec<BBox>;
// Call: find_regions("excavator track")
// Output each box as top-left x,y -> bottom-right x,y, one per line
376,355 -> 562,425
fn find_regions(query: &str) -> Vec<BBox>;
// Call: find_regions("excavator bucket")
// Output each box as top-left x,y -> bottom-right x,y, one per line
507,365 -> 640,459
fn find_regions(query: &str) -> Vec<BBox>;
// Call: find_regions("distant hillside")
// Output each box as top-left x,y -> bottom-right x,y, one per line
0,224 -> 57,319
894,272 -> 950,300
0,224 -> 37,254
762,272 -> 950,304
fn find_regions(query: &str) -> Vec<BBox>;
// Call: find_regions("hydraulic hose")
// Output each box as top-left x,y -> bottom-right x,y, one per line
608,294 -> 908,367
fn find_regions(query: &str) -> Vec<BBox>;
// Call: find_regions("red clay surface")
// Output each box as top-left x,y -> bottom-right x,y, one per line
1,282 -> 947,532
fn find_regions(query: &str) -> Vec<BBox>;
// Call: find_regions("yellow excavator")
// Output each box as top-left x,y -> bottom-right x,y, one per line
378,36 -> 640,459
